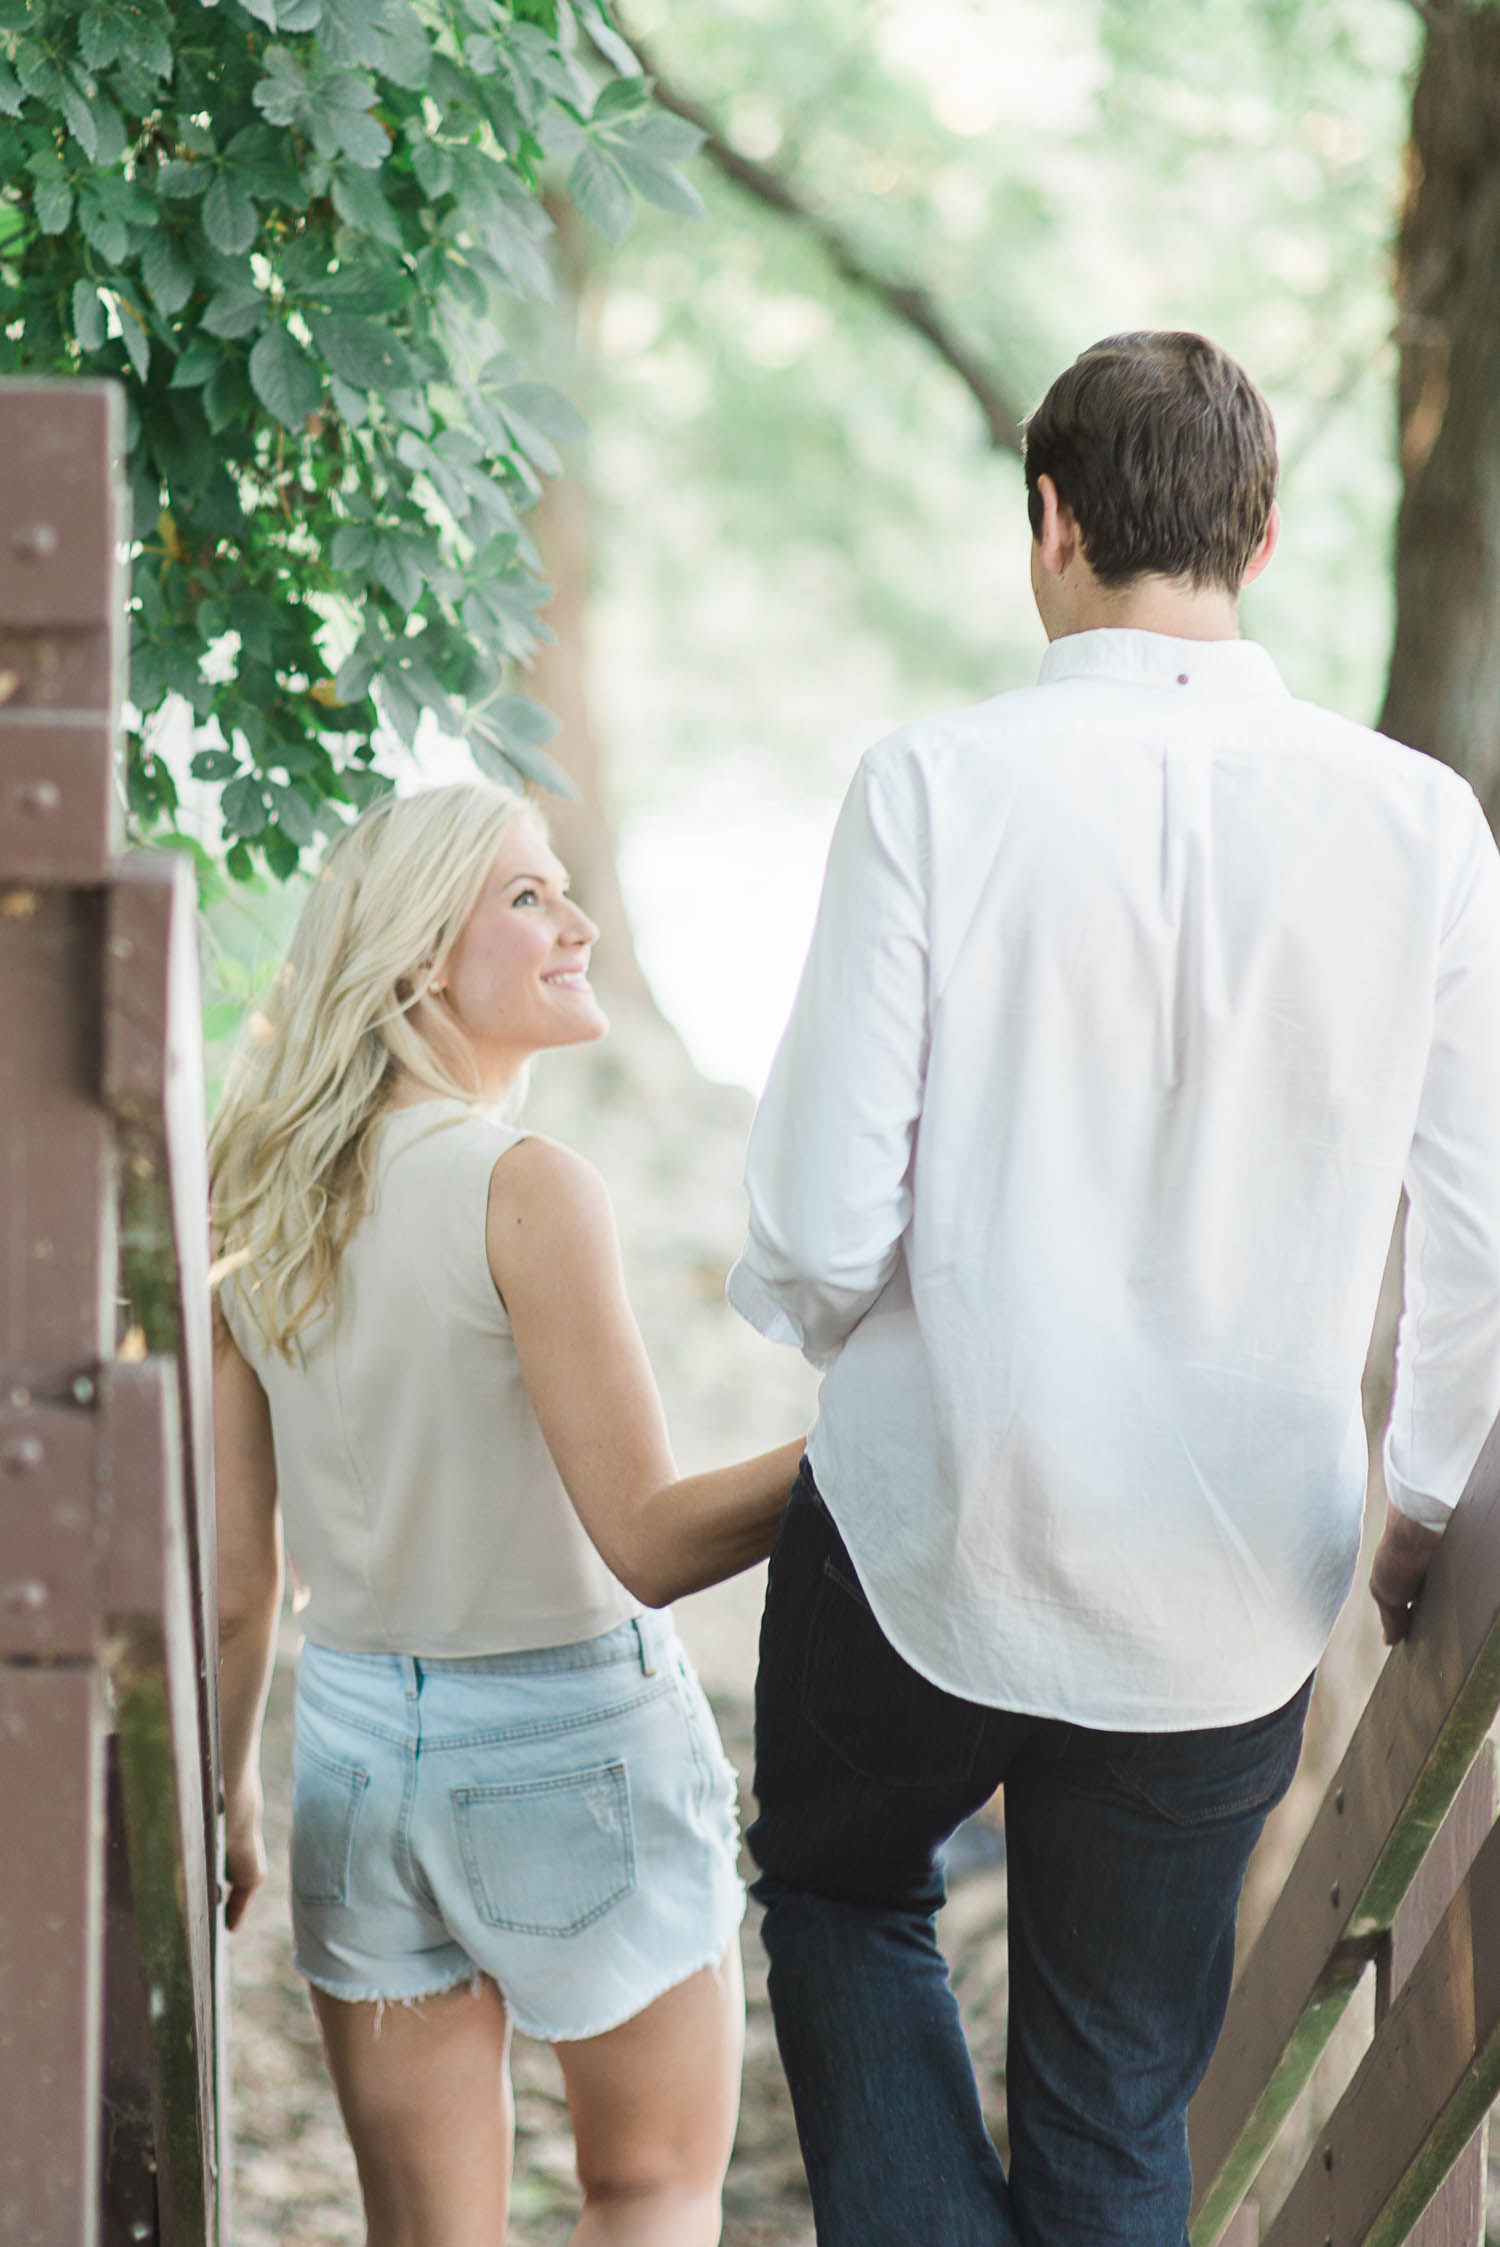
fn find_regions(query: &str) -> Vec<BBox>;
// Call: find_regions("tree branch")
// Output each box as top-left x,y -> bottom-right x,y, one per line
610,15 -> 1028,459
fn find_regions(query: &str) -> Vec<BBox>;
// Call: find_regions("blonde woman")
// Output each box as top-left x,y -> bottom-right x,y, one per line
212,781 -> 802,2247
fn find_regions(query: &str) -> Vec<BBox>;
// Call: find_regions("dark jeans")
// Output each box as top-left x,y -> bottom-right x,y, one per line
749,1465 -> 1312,2247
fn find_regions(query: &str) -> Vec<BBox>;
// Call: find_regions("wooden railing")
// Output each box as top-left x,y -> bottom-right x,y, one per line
1190,1413 -> 1500,2245
0,380 -> 224,2246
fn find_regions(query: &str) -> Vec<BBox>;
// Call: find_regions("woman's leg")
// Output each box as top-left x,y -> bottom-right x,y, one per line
553,1944 -> 745,2247
310,1975 -> 513,2247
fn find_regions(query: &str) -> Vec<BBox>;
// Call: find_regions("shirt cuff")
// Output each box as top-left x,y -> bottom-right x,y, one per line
725,1257 -> 806,1350
1382,1453 -> 1458,1532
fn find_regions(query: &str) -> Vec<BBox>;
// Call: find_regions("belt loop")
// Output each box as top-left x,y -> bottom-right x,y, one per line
401,1655 -> 419,1699
632,1617 -> 656,1677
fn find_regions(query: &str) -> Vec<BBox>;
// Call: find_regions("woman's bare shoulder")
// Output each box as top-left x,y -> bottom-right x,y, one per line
485,1132 -> 618,1277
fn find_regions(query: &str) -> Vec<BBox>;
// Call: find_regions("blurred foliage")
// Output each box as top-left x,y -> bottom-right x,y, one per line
0,0 -> 702,881
575,0 -> 1418,815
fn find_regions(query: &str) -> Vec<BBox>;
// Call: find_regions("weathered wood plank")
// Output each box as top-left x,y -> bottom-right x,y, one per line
0,1664 -> 106,2247
1260,1805 -> 1500,2247
0,382 -> 124,884
1380,1748 -> 1494,2247
0,382 -> 124,629
102,1743 -> 162,2247
0,1402 -> 99,1658
103,1360 -> 219,2247
0,888 -> 114,1389
1189,1408 -> 1500,2241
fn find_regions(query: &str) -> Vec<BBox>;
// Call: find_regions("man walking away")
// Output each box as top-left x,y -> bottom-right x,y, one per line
728,331 -> 1500,2245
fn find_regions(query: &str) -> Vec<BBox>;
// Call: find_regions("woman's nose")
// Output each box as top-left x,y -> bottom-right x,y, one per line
567,902 -> 600,946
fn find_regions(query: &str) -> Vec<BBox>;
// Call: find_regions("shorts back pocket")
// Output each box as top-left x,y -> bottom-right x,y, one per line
453,1760 -> 635,1936
291,1741 -> 370,1903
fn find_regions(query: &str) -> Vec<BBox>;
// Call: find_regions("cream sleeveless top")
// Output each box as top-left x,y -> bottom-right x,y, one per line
220,1100 -> 639,1655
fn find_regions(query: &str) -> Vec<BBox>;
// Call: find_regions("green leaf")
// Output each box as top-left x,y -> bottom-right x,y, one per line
251,50 -> 305,129
262,826 -> 301,880
248,324 -> 321,428
203,355 -> 250,431
370,535 -> 427,611
498,380 -> 587,447
328,374 -> 368,426
486,691 -> 558,748
267,781 -> 317,844
306,310 -> 415,392
77,189 -> 130,264
329,523 -> 376,570
0,59 -> 22,116
72,279 -> 105,352
467,723 -> 577,799
626,110 -> 707,163
409,132 -> 453,199
35,180 -> 75,236
117,298 -> 150,381
568,142 -> 633,244
377,5 -> 431,91
590,77 -> 653,121
202,285 -> 267,339
203,173 -> 259,255
330,166 -> 402,247
58,77 -> 98,161
191,749 -> 241,781
157,159 -> 210,199
497,400 -> 561,477
333,644 -> 380,702
140,232 -> 195,316
608,142 -> 706,220
221,774 -> 269,837
168,340 -> 216,388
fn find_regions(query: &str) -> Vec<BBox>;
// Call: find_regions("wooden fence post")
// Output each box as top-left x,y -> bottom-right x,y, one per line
0,378 -> 125,2247
0,377 -> 223,2247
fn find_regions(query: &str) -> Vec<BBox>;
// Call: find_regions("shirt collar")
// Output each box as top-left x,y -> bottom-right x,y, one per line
1037,628 -> 1289,697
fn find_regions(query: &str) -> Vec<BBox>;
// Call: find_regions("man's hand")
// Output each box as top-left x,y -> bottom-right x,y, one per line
1369,1507 -> 1446,1646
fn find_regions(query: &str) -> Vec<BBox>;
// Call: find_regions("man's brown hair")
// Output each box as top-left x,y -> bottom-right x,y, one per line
1023,332 -> 1278,594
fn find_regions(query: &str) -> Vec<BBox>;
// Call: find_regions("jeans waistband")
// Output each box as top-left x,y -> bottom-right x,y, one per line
301,1611 -> 669,1693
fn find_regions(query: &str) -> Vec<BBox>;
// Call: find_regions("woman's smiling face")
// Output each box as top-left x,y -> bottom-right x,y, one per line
422,813 -> 607,1087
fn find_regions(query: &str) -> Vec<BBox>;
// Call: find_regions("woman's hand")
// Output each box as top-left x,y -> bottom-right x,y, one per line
224,1783 -> 267,1931
1369,1506 -> 1445,1645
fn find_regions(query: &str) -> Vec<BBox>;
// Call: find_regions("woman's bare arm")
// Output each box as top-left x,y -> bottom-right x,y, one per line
487,1137 -> 803,1606
213,1313 -> 284,1929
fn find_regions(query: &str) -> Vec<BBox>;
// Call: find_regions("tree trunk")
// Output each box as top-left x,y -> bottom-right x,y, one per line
528,462 -> 654,1006
1377,0 -> 1500,815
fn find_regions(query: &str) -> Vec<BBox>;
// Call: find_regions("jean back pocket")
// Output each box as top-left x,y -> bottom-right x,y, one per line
291,1741 -> 370,1903
453,1760 -> 636,1936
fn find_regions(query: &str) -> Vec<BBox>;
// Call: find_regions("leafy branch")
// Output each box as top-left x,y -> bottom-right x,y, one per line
0,0 -> 703,880
608,8 -> 1028,459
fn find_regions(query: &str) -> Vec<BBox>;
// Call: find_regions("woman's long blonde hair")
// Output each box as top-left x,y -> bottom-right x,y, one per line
209,780 -> 534,1359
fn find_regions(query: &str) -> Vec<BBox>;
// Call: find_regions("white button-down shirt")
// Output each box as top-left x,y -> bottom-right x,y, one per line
728,630 -> 1500,1729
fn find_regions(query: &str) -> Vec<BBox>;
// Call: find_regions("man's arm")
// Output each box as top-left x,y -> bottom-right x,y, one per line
1379,791 -> 1500,1633
727,743 -> 931,1367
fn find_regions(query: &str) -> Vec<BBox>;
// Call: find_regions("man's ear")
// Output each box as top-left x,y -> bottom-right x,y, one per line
1035,473 -> 1080,579
1241,501 -> 1279,589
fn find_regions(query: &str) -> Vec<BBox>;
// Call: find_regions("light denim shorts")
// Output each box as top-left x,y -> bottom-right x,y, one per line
289,1611 -> 745,2040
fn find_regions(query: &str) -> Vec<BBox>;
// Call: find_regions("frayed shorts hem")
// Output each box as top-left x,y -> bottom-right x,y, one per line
296,1959 -> 483,2008
528,1894 -> 746,2044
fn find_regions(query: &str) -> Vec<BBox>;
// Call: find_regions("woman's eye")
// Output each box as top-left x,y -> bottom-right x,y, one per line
511,887 -> 539,907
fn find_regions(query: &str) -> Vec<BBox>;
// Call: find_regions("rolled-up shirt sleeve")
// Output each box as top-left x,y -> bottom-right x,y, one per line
727,741 -> 931,1369
1385,791 -> 1500,1527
